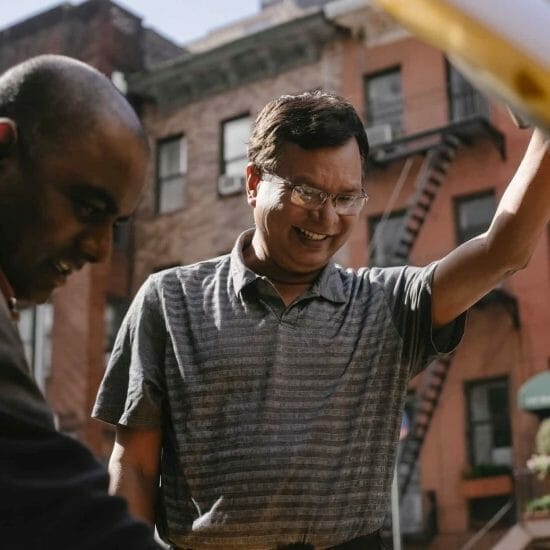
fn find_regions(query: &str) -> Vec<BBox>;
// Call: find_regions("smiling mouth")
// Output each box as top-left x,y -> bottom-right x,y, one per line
296,227 -> 328,241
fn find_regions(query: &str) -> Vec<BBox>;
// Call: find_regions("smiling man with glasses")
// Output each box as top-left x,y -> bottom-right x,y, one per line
94,90 -> 549,549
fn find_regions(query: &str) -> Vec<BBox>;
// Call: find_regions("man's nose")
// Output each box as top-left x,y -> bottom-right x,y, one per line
78,224 -> 113,264
315,195 -> 340,224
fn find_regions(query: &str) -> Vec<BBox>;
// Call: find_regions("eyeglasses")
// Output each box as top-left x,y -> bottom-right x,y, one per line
261,172 -> 368,215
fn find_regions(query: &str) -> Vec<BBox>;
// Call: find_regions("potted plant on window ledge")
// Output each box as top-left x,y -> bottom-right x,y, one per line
461,463 -> 513,499
525,419 -> 550,520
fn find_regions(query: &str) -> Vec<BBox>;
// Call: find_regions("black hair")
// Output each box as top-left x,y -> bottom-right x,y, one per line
248,90 -> 369,180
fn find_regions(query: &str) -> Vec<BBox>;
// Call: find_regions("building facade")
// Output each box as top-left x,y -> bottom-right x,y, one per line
3,0 -> 549,545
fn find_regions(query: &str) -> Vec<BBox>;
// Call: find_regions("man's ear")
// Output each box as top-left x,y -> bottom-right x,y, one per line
246,164 -> 261,207
0,118 -> 17,158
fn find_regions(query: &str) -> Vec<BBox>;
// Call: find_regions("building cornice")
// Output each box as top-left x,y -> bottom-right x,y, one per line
127,12 -> 349,107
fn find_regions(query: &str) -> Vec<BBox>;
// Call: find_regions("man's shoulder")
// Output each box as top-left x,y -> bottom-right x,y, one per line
331,263 -> 435,300
332,263 -> 403,285
149,254 -> 232,290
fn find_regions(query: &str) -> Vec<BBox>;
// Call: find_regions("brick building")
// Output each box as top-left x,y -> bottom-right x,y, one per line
3,0 -> 549,546
124,0 -> 549,545
0,0 -> 183,453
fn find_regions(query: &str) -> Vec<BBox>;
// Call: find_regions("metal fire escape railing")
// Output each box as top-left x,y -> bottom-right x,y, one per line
367,115 -> 511,500
386,135 -> 460,266
398,355 -> 454,498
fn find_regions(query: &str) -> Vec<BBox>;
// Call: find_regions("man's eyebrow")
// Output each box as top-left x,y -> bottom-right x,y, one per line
70,184 -> 118,215
293,175 -> 363,194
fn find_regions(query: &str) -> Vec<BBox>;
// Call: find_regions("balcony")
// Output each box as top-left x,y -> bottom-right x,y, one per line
368,115 -> 506,166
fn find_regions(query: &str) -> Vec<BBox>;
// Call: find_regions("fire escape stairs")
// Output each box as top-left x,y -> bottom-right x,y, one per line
388,134 -> 461,266
398,354 -> 453,498
373,136 -> 462,498
369,118 -> 515,542
368,117 -> 511,501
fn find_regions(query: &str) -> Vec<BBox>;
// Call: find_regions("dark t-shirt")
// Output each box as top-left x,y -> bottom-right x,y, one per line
0,297 -> 160,549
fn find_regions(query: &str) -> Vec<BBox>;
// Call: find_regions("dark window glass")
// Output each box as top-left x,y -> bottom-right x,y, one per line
454,191 -> 496,244
447,61 -> 490,121
466,377 -> 512,467
104,297 -> 129,355
368,210 -> 406,266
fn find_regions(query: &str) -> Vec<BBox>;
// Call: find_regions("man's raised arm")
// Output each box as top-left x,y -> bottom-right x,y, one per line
432,128 -> 549,328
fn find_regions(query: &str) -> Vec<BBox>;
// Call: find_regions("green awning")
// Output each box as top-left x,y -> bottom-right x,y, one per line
519,372 -> 550,411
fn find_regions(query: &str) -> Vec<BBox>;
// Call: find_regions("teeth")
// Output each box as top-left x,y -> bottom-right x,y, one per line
55,261 -> 72,275
298,227 -> 326,241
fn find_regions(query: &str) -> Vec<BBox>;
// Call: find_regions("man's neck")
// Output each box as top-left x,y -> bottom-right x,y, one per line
242,238 -> 322,306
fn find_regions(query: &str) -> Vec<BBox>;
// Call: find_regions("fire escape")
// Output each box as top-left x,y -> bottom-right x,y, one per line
367,86 -> 520,537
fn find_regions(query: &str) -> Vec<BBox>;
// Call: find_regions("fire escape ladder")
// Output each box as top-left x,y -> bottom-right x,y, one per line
398,353 -> 455,498
390,135 -> 460,265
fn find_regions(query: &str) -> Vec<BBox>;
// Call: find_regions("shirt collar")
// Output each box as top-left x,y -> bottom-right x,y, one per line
230,229 -> 262,296
0,266 -> 19,321
230,229 -> 347,304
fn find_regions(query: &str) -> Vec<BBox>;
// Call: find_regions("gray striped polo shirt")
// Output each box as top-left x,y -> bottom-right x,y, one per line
93,229 -> 464,549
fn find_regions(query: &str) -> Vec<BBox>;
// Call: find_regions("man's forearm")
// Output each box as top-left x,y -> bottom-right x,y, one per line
486,128 -> 550,272
109,455 -> 158,524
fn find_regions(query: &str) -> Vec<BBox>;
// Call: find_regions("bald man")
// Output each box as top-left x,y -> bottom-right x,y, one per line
0,55 -> 159,549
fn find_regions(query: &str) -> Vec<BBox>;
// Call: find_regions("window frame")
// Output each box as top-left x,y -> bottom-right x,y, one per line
364,66 -> 403,136
18,303 -> 54,392
453,189 -> 496,245
155,133 -> 187,215
219,113 -> 251,177
465,376 -> 513,468
446,60 -> 490,122
104,296 -> 129,356
368,209 -> 407,266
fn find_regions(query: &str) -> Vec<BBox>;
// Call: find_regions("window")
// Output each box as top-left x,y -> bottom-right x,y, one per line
447,61 -> 489,122
368,210 -> 406,266
221,114 -> 251,177
466,377 -> 512,467
113,220 -> 131,250
454,191 -> 496,244
104,297 -> 129,358
364,68 -> 403,137
156,135 -> 187,214
18,303 -> 54,392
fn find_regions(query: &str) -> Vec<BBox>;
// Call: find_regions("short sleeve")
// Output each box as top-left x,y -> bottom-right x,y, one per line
92,276 -> 167,428
379,261 -> 466,377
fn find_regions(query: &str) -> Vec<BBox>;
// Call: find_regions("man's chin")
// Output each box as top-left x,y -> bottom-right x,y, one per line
16,283 -> 56,306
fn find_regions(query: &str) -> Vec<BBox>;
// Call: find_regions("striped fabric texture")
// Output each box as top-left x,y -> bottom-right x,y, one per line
93,230 -> 464,549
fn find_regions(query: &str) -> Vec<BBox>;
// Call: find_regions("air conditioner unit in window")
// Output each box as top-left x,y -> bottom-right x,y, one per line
366,124 -> 393,147
218,174 -> 246,197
